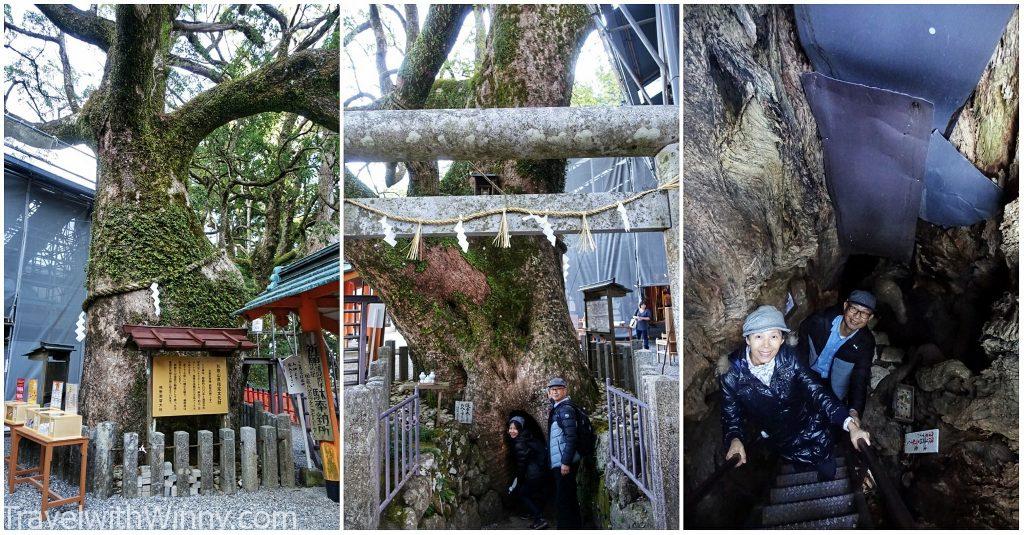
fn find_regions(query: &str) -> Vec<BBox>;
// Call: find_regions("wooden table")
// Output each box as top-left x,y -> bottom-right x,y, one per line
3,419 -> 24,465
399,381 -> 449,427
7,425 -> 88,520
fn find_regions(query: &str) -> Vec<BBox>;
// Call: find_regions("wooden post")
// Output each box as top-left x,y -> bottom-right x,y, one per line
399,346 -> 409,382
298,293 -> 340,499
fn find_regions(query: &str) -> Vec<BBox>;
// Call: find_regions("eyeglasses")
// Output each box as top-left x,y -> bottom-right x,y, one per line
847,305 -> 873,319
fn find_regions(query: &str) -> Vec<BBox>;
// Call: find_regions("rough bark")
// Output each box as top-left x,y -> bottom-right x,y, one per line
684,4 -> 1019,528
344,105 -> 678,162
26,5 -> 339,436
682,5 -> 842,525
345,4 -> 594,494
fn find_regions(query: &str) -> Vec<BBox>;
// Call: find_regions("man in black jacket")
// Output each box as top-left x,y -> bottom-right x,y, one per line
796,290 -> 877,423
547,377 -> 582,529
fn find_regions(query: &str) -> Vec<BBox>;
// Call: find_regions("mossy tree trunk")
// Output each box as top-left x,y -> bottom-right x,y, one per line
346,5 -> 595,480
31,5 -> 338,434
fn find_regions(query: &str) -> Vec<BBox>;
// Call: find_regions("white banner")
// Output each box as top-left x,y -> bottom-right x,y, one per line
282,356 -> 306,394
904,429 -> 939,454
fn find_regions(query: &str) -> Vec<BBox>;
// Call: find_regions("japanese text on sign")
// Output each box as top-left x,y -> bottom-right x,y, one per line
152,355 -> 229,417
300,333 -> 334,442
904,429 -> 939,454
454,401 -> 473,424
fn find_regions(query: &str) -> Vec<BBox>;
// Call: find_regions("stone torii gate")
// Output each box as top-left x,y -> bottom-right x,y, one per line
342,104 -> 680,529
343,105 -> 680,337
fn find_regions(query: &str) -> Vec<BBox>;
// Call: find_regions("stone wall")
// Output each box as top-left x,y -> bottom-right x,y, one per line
342,359 -> 388,529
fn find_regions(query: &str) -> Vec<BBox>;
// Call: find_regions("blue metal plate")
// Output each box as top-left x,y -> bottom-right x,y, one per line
800,72 -> 933,263
920,131 -> 1004,227
795,4 -> 1015,134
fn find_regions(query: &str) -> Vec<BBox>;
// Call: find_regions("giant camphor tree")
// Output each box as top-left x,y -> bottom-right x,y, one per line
343,4 -> 598,480
684,5 -> 1018,527
4,4 -> 339,434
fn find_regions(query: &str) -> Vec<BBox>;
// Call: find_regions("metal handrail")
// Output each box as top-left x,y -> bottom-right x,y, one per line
684,453 -> 741,514
853,438 -> 916,528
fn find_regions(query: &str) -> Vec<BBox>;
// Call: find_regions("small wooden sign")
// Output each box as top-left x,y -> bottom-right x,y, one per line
300,333 -> 334,442
893,383 -> 914,423
64,383 -> 80,415
151,354 -> 229,417
26,379 -> 38,405
454,401 -> 473,424
50,381 -> 64,410
904,428 -> 939,454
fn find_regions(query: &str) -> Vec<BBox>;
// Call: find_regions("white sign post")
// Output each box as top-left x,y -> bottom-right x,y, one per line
282,355 -> 312,468
251,318 -> 263,333
454,401 -> 473,424
904,429 -> 939,454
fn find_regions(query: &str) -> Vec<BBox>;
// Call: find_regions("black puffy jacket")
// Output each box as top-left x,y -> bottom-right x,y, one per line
720,344 -> 849,467
511,429 -> 548,481
796,305 -> 875,416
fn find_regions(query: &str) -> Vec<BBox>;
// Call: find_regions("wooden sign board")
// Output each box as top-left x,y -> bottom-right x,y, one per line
585,299 -> 610,333
282,355 -> 306,394
26,379 -> 38,405
300,333 -> 334,442
454,401 -> 473,424
152,355 -> 229,417
893,383 -> 914,423
64,383 -> 79,415
50,381 -> 64,410
904,429 -> 939,454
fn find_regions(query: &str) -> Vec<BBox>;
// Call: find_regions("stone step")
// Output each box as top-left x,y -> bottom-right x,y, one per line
762,493 -> 855,527
778,456 -> 845,474
776,514 -> 859,529
770,477 -> 850,504
775,466 -> 848,487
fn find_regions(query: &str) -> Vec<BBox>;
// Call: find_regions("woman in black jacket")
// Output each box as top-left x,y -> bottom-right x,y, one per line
720,305 -> 871,480
507,416 -> 549,529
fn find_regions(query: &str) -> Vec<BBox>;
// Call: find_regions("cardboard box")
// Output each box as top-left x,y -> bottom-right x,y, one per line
4,400 -> 40,424
32,410 -> 82,439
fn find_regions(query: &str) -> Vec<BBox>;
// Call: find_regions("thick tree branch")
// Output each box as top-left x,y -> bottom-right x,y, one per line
168,48 -> 339,151
387,4 -> 470,109
368,5 -> 394,95
36,4 -> 113,51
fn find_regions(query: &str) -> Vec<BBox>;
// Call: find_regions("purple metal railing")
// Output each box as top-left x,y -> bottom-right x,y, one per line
378,388 -> 421,513
606,378 -> 655,500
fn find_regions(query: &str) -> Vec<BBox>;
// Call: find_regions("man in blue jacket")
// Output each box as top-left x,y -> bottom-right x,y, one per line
796,290 -> 877,424
547,377 -> 582,529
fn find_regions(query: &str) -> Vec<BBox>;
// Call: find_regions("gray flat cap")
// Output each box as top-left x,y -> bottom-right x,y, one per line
742,305 -> 791,337
848,290 -> 877,311
547,377 -> 567,388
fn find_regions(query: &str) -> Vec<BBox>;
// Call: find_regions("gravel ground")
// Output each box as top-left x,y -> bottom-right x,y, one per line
4,429 -> 338,530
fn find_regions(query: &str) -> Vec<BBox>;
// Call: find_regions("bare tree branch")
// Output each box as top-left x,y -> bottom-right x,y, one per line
294,7 -> 338,51
344,20 -> 371,46
404,5 -> 420,49
368,5 -> 394,95
168,54 -> 224,82
172,19 -> 265,46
